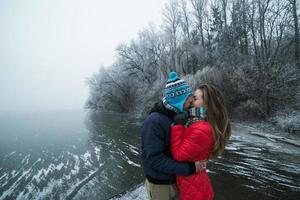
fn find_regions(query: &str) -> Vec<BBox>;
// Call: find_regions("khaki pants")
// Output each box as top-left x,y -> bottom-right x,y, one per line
145,179 -> 179,200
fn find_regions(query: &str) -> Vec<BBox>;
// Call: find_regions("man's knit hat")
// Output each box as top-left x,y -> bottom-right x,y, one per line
163,71 -> 192,112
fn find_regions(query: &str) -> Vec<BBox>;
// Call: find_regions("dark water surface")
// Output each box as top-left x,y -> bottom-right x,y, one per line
0,110 -> 143,200
209,123 -> 300,200
0,110 -> 299,199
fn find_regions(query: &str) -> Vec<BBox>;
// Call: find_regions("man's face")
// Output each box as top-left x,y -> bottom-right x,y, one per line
183,95 -> 194,111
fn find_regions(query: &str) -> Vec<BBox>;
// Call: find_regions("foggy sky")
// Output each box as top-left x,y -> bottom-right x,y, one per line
0,0 -> 166,112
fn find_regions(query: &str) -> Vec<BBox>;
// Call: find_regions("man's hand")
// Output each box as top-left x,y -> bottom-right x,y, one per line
173,112 -> 189,125
195,160 -> 207,173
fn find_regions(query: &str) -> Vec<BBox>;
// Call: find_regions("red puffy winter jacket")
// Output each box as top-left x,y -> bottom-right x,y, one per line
171,121 -> 214,200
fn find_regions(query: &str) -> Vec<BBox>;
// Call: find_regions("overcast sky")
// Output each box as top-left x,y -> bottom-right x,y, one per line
0,0 -> 166,112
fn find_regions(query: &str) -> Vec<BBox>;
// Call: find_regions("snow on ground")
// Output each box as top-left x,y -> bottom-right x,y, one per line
112,184 -> 148,200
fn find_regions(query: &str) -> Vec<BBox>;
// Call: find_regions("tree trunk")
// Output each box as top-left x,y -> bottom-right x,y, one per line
242,0 -> 248,56
292,0 -> 299,67
222,0 -> 228,28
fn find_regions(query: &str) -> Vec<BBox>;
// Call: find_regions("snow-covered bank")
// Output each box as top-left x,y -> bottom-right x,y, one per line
270,110 -> 300,134
234,110 -> 300,135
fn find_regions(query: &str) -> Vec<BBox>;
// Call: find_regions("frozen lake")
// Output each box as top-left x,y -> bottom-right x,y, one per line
0,110 -> 299,200
0,110 -> 143,200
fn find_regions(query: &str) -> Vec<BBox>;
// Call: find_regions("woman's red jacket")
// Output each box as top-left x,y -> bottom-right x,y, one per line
171,121 -> 214,200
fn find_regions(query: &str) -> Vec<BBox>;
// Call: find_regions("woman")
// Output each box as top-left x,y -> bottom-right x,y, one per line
170,84 -> 231,200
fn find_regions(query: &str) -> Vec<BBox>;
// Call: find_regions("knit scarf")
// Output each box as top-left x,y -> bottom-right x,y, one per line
186,107 -> 206,127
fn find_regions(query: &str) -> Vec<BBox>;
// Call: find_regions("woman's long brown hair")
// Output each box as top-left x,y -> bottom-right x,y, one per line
198,84 -> 231,158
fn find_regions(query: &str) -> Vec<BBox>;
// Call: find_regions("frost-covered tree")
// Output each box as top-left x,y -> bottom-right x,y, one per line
86,0 -> 299,118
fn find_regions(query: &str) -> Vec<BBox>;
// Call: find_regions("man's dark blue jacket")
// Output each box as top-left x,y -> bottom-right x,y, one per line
141,102 -> 195,184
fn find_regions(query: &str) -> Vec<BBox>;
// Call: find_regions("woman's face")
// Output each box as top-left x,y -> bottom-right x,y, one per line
193,89 -> 204,108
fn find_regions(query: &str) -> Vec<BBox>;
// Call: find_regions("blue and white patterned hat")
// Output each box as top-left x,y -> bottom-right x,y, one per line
163,71 -> 192,112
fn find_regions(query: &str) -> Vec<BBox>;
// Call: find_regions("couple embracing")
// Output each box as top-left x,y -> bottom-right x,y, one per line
141,72 -> 231,200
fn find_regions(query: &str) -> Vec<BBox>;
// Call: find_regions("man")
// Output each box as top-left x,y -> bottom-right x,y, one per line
141,71 -> 204,200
